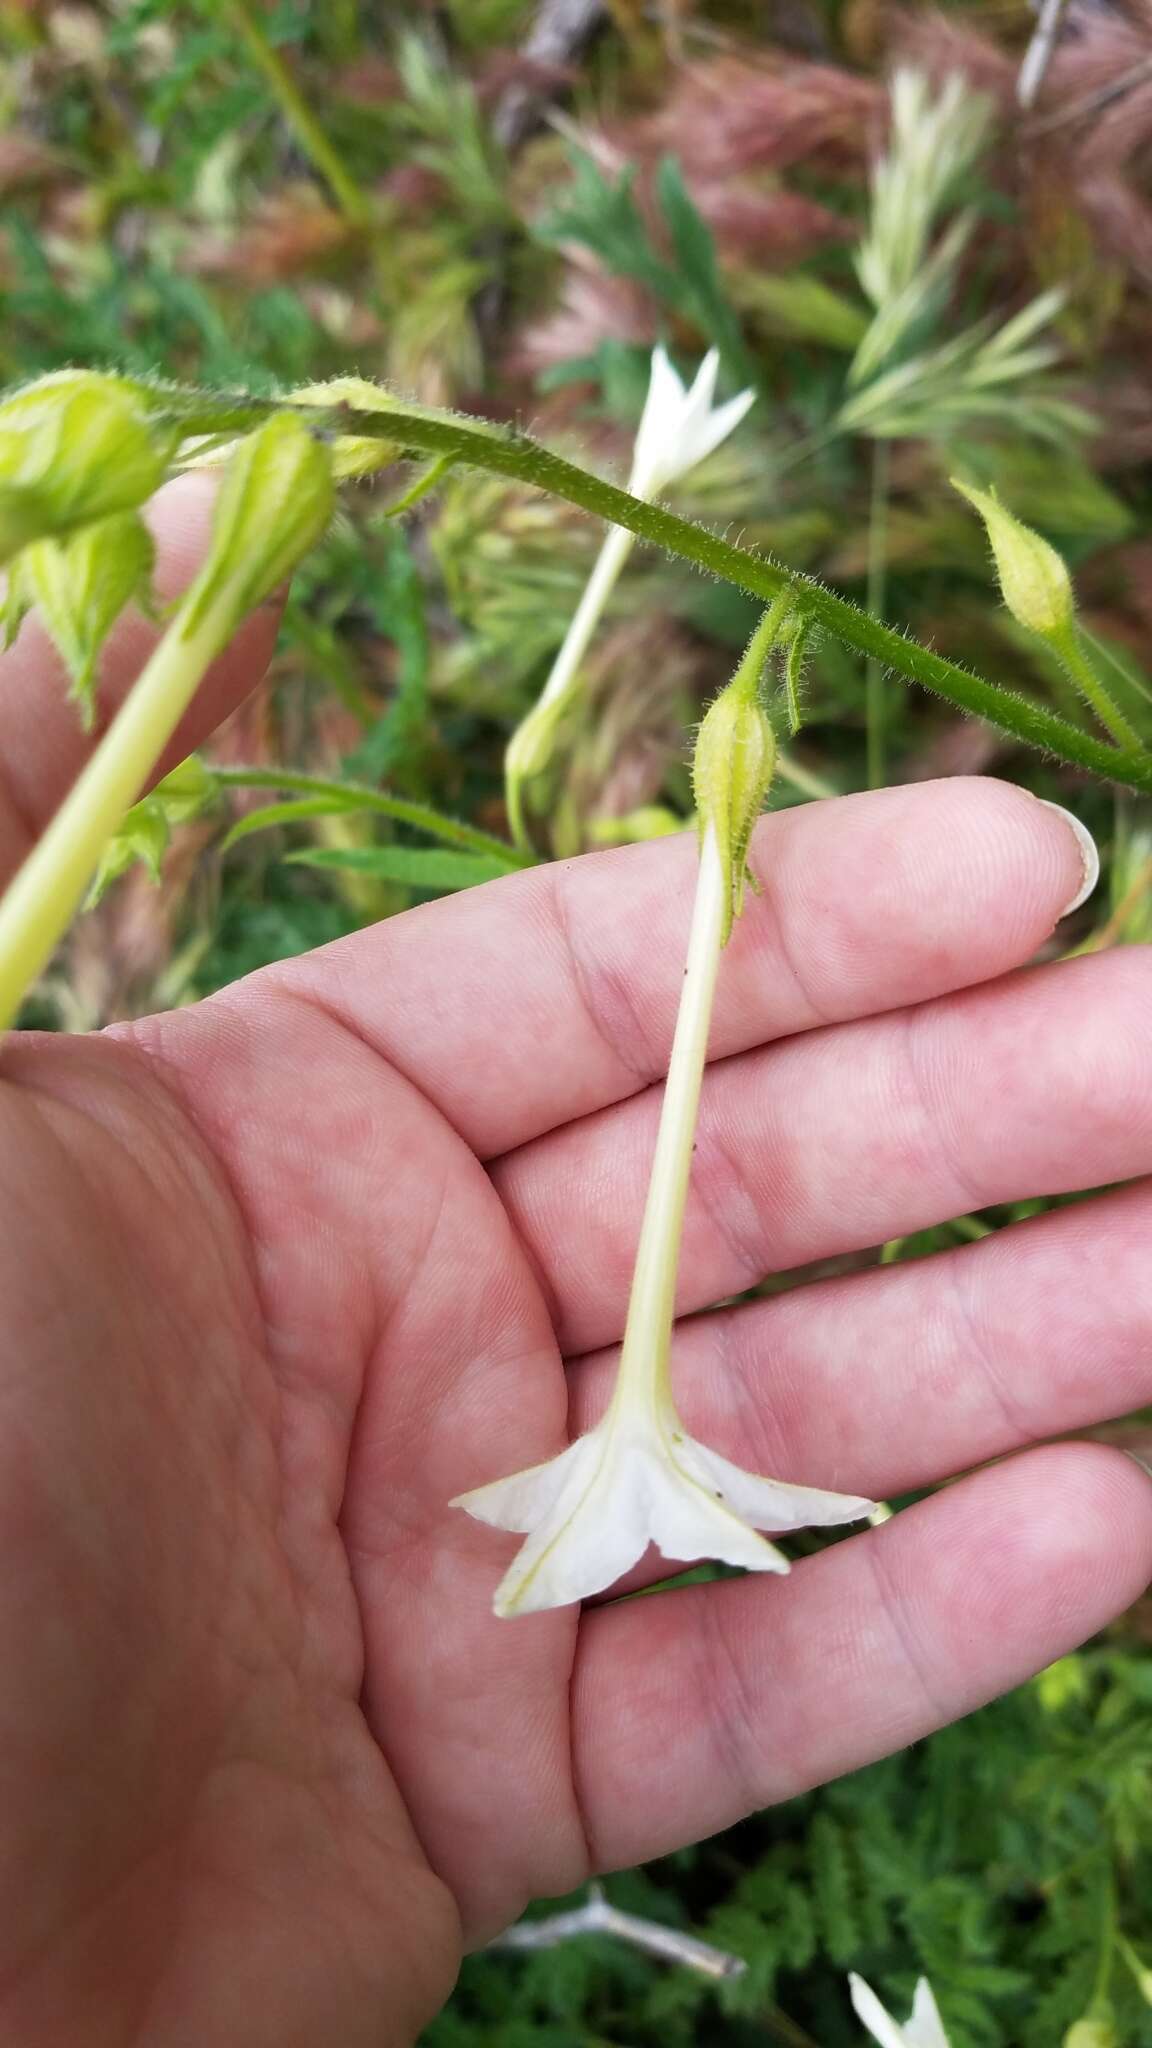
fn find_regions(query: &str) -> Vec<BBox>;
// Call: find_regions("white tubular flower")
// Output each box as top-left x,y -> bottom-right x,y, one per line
504,345 -> 754,848
628,345 -> 756,500
458,1344 -> 871,1618
463,613 -> 873,1617
850,1974 -> 951,2048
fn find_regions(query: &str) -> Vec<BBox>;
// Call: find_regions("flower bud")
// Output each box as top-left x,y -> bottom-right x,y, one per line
181,411 -> 333,646
953,477 -> 1074,640
692,637 -> 777,943
589,805 -> 684,845
23,511 -> 155,725
288,377 -> 402,479
1064,2017 -> 1117,2048
1034,1654 -> 1088,1713
0,371 -> 172,559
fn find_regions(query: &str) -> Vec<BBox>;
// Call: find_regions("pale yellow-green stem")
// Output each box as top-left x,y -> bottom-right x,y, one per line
505,522 -> 635,848
0,594 -> 234,1028
1050,621 -> 1143,754
610,822 -> 727,1419
533,524 -> 635,719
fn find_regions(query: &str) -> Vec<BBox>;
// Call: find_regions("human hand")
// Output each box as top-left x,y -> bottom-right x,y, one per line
3,483 -> 1152,2046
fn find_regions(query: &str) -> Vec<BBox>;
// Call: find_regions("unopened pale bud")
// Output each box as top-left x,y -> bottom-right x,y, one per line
181,411 -> 333,646
692,670 -> 776,943
953,477 -> 1074,640
589,805 -> 684,845
1064,2017 -> 1117,2048
24,511 -> 154,725
0,371 -> 171,559
150,754 -> 216,820
1034,1654 -> 1088,1713
289,377 -> 402,479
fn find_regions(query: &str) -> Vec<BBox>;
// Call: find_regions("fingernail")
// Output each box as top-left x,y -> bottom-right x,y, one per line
1123,1449 -> 1152,1485
1038,800 -> 1099,916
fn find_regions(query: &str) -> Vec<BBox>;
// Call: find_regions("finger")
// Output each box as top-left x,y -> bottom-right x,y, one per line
0,473 -> 282,888
573,1444 -> 1152,1871
561,1181 -> 1152,1602
270,778 -> 1087,1156
496,946 -> 1152,1354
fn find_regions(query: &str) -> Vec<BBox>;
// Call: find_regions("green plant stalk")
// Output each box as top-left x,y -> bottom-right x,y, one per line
1088,1861 -> 1118,2018
214,766 -> 533,865
611,822 -> 726,1418
222,0 -> 370,228
1051,622 -> 1143,752
1081,626 -> 1152,713
164,388 -> 1152,795
776,751 -> 838,802
0,597 -> 238,1029
864,437 -> 891,789
1117,1931 -> 1152,2001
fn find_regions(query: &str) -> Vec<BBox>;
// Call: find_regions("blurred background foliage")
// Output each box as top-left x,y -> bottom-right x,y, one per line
5,0 -> 1152,2038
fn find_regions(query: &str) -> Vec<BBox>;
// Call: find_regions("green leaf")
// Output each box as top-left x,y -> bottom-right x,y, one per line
536,153 -> 680,307
743,272 -> 869,351
284,845 -> 514,890
217,773 -> 529,864
809,1813 -> 861,1964
221,796 -> 367,849
345,526 -> 429,783
24,510 -> 155,724
655,157 -> 760,388
84,753 -> 218,905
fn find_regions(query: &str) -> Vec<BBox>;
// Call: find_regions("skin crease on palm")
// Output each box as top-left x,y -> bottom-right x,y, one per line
3,479 -> 1152,2048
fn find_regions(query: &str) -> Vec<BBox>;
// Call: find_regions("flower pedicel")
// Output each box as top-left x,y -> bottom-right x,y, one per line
455,606 -> 874,1616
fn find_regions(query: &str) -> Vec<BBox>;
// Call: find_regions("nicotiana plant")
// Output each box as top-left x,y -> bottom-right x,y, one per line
456,605 -> 874,1615
0,345 -> 1146,1613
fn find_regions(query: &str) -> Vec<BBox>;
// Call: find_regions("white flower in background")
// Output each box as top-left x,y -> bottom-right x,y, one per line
462,616 -> 873,1618
504,345 -> 754,847
628,345 -> 756,499
850,1973 -> 952,2048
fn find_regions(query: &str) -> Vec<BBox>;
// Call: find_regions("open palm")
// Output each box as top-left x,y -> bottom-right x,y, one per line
3,483 -> 1152,2047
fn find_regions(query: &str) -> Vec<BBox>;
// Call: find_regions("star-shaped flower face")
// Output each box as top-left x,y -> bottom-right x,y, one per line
454,1398 -> 873,1619
849,1974 -> 951,2048
628,346 -> 756,501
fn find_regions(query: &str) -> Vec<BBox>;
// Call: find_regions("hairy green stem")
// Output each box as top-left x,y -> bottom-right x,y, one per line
165,387 -> 1152,795
864,437 -> 891,789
